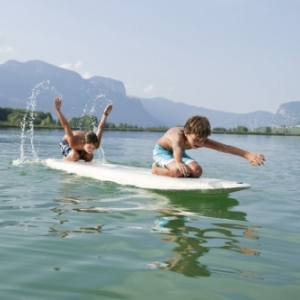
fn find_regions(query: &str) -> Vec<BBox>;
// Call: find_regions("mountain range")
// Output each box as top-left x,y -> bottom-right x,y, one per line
0,60 -> 299,129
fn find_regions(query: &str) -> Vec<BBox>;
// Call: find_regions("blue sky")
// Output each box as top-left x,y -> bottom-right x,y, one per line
0,0 -> 299,113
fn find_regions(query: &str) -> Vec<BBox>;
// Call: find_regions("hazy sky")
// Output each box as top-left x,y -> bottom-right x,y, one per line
0,0 -> 299,113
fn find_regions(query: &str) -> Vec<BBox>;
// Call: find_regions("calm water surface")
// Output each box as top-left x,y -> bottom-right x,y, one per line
0,129 -> 299,300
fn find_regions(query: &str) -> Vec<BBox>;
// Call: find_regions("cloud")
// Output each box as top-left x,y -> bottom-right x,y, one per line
74,60 -> 83,70
60,60 -> 83,71
0,46 -> 14,54
143,85 -> 154,93
59,60 -> 92,78
82,72 -> 92,79
59,62 -> 72,70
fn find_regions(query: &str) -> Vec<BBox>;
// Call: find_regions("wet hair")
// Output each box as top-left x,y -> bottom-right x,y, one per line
183,115 -> 211,138
84,132 -> 99,146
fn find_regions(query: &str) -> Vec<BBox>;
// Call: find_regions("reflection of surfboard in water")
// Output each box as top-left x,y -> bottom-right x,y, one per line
45,159 -> 250,194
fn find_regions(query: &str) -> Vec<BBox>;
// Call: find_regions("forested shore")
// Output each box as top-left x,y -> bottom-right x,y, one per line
1,107 -> 299,135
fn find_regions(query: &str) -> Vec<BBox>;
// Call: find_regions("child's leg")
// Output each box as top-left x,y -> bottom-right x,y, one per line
152,145 -> 202,178
152,161 -> 202,178
152,163 -> 177,177
152,161 -> 186,178
186,161 -> 202,178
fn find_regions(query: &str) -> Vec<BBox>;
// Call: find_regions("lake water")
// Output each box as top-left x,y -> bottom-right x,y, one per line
1,128 -> 299,300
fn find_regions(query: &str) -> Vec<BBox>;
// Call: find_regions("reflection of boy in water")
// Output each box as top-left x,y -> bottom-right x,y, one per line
152,215 -> 260,277
152,215 -> 210,277
54,97 -> 112,162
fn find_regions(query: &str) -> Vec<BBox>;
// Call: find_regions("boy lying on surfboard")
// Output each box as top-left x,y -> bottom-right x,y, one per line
152,115 -> 265,178
54,97 -> 113,162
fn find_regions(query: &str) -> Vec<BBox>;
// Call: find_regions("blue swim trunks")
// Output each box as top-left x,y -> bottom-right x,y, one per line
59,139 -> 85,159
60,140 -> 72,157
153,144 -> 195,168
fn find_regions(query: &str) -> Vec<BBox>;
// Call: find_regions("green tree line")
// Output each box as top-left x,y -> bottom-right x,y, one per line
1,107 -> 299,134
0,107 -> 57,127
0,107 -> 169,131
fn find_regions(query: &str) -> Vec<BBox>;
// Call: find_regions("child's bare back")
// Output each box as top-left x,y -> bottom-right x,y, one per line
156,127 -> 190,151
62,131 -> 86,151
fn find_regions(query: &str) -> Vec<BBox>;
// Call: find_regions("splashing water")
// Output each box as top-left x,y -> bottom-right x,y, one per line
20,86 -> 38,161
18,81 -> 61,164
79,93 -> 107,130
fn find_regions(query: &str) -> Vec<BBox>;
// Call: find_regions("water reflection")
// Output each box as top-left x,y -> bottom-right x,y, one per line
150,192 -> 261,279
151,213 -> 261,278
48,224 -> 103,238
155,191 -> 247,221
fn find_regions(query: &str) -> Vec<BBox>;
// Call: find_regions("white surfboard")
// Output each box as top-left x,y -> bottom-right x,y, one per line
45,159 -> 250,193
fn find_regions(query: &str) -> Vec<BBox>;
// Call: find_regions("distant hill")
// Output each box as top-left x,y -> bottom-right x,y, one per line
271,101 -> 300,126
0,60 -> 299,128
0,60 -> 164,127
139,97 -> 274,128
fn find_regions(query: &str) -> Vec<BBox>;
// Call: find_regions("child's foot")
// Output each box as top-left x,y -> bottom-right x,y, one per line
151,163 -> 159,174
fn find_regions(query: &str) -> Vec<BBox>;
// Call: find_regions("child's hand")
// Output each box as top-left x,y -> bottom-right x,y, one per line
54,97 -> 62,110
104,103 -> 113,116
248,153 -> 265,166
176,162 -> 191,177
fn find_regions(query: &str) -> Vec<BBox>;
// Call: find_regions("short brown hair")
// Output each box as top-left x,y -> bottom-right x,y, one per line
183,115 -> 211,138
85,132 -> 98,145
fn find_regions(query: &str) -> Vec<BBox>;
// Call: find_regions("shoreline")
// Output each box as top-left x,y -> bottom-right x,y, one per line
1,125 -> 299,136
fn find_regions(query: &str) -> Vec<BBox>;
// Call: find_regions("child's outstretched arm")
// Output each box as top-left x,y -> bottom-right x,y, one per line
204,138 -> 265,166
95,103 -> 113,149
54,97 -> 74,138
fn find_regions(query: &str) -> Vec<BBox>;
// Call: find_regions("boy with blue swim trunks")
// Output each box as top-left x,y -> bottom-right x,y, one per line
54,97 -> 112,162
152,115 -> 265,178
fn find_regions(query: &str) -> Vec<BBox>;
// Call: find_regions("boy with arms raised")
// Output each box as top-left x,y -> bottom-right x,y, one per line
54,97 -> 113,162
152,115 -> 265,178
